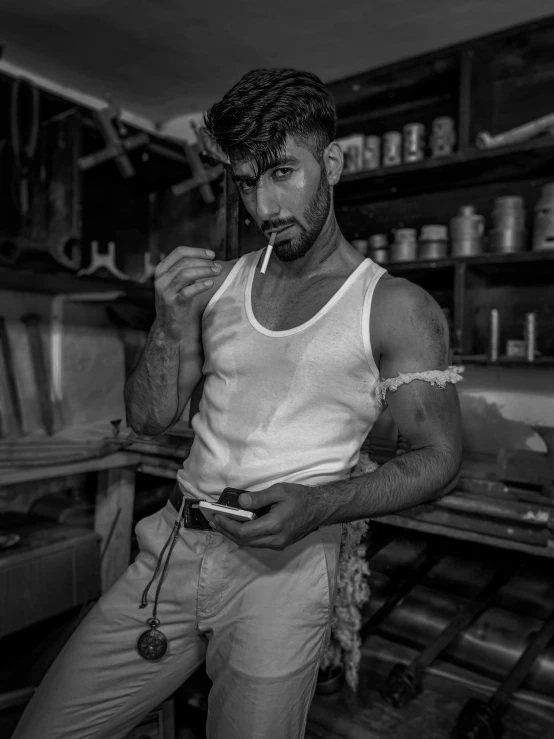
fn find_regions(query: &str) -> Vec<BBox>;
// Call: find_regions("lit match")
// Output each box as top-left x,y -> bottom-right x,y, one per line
260,232 -> 276,274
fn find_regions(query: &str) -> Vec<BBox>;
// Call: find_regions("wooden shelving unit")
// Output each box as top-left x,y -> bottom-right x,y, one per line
324,17 -> 554,364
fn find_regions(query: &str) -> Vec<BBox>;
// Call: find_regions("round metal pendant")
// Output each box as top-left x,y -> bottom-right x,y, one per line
137,619 -> 167,661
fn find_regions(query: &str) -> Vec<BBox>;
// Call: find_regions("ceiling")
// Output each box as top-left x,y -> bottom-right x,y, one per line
0,0 -> 552,130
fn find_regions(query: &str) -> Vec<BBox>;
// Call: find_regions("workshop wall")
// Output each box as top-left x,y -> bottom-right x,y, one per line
0,288 -> 126,437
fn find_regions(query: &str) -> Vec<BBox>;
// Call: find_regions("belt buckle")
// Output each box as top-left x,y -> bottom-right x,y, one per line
183,498 -> 212,531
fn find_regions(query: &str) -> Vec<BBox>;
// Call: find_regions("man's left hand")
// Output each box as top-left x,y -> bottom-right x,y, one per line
211,483 -> 323,549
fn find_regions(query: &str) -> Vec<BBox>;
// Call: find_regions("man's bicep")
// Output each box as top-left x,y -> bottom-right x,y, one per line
386,380 -> 462,456
378,282 -> 461,455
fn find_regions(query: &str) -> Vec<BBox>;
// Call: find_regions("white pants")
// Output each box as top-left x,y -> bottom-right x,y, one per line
12,502 -> 341,739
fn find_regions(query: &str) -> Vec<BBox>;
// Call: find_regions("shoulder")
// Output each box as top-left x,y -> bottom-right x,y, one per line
371,275 -> 449,362
193,256 -> 241,314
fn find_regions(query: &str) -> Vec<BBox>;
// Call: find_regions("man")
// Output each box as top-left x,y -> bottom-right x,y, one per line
14,68 -> 462,739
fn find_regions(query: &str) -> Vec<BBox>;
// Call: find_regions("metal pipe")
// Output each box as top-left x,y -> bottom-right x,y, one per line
361,549 -> 443,639
370,539 -> 554,619
366,583 -> 554,695
383,565 -> 515,706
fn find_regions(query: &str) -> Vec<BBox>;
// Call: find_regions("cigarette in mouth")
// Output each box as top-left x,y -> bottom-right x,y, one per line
260,232 -> 276,275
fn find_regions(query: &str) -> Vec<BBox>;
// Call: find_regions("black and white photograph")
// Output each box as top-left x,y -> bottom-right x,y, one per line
1,2 -> 554,737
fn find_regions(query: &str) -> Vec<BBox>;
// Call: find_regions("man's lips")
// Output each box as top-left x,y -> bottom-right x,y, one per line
267,225 -> 294,238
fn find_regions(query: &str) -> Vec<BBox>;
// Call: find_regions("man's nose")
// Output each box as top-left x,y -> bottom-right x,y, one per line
255,183 -> 280,223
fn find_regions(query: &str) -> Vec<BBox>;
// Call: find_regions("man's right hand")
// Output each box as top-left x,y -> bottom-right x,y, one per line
153,246 -> 221,343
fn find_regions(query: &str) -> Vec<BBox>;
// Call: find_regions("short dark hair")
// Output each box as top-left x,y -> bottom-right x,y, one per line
204,68 -> 337,179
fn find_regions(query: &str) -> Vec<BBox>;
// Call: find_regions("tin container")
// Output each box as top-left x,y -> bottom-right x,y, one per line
418,224 -> 448,260
368,234 -> 389,264
430,117 -> 456,158
450,205 -> 485,256
383,131 -> 402,167
403,123 -> 425,163
490,196 -> 527,253
390,228 -> 417,262
533,183 -> 554,251
363,136 -> 381,170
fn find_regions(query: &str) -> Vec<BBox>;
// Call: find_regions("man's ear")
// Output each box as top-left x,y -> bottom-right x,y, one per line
325,141 -> 343,185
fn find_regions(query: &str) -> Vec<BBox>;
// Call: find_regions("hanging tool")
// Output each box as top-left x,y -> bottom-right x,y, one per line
21,313 -> 55,436
137,250 -> 165,283
77,241 -> 130,280
171,142 -> 223,204
453,608 -> 554,739
383,564 -> 516,708
360,548 -> 443,641
0,317 -> 24,436
10,77 -> 40,216
78,99 -> 149,178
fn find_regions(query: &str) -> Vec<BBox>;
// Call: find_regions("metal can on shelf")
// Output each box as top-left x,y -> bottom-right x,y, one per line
403,123 -> 425,163
390,228 -> 417,262
450,205 -> 485,256
368,234 -> 389,264
383,131 -> 402,167
418,224 -> 449,260
362,135 -> 381,170
490,196 -> 527,253
532,183 -> 554,251
430,116 -> 456,158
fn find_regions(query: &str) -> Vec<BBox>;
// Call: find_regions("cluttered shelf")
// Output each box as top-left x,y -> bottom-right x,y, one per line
335,138 -> 554,203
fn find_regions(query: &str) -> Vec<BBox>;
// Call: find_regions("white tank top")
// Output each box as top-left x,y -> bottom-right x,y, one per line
177,249 -> 386,501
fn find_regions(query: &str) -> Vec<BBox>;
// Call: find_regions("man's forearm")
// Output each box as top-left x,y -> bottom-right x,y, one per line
313,446 -> 461,526
124,321 -> 181,437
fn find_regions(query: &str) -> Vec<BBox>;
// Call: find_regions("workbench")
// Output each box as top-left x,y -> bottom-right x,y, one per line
0,447 -> 182,596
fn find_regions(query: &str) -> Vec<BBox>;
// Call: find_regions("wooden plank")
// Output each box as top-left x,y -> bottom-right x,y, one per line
0,451 -> 138,487
95,467 -> 136,592
378,514 -> 554,559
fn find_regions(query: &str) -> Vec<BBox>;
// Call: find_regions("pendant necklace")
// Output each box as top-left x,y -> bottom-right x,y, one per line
137,498 -> 185,661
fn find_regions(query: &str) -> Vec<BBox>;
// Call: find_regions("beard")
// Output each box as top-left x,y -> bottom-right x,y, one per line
273,170 -> 332,263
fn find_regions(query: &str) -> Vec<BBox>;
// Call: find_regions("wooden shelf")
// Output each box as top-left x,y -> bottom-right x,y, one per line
336,138 -> 554,203
453,354 -> 554,367
385,249 -> 554,273
0,266 -> 154,304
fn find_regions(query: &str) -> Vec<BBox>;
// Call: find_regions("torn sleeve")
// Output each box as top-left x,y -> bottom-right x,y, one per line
375,365 -> 463,404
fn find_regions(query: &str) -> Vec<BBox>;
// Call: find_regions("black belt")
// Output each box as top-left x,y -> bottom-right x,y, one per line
169,484 -> 212,531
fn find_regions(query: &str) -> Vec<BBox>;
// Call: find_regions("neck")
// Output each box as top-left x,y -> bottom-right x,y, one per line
270,213 -> 349,280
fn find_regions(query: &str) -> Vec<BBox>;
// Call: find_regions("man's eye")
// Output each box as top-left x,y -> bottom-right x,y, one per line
274,168 -> 292,178
239,181 -> 256,193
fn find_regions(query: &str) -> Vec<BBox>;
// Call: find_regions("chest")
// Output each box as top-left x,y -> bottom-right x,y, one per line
251,275 -> 348,331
